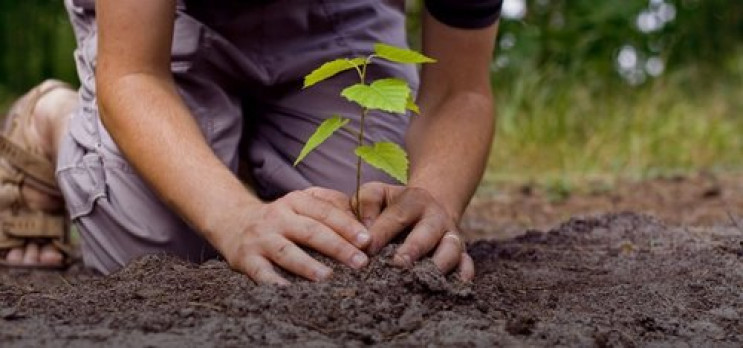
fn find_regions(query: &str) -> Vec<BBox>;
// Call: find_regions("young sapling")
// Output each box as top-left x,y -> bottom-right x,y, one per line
294,43 -> 436,220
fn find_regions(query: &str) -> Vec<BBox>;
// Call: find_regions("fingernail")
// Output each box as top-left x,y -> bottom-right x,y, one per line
356,231 -> 371,246
314,267 -> 332,281
350,252 -> 368,268
393,253 -> 412,268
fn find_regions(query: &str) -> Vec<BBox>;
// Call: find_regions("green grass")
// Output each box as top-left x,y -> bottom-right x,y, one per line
485,58 -> 743,187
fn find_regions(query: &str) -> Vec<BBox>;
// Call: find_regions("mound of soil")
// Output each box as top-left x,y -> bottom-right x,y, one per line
2,212 -> 743,346
465,173 -> 743,240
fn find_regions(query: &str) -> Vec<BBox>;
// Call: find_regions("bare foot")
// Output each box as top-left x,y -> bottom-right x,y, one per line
5,243 -> 64,266
2,80 -> 77,267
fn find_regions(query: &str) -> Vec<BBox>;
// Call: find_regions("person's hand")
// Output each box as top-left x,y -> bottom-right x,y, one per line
355,182 -> 474,281
213,187 -> 371,285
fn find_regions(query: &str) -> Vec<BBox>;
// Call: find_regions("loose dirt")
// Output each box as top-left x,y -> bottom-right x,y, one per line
464,173 -> 743,240
2,175 -> 743,347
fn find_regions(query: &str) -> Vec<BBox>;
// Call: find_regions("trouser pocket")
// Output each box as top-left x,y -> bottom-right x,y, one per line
56,136 -> 107,220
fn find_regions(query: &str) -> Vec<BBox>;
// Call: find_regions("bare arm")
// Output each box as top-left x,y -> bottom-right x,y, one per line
359,12 -> 498,280
96,0 -> 252,249
408,13 -> 498,222
96,0 -> 370,283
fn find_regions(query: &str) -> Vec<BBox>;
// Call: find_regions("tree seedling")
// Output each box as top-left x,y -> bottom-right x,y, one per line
294,43 -> 436,220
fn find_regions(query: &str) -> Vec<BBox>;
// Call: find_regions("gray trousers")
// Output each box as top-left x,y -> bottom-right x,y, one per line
58,0 -> 417,274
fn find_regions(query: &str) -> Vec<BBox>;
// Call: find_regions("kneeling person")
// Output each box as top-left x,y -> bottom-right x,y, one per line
0,0 -> 501,284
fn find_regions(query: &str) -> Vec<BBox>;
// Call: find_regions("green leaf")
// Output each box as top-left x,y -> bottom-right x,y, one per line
341,78 -> 410,113
374,43 -> 436,64
406,94 -> 420,115
355,142 -> 408,184
303,58 -> 366,88
294,115 -> 349,166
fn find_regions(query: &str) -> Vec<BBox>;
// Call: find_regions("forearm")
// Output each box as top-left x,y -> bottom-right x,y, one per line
406,92 -> 494,222
95,0 -> 261,247
97,74 -> 260,245
405,12 -> 498,223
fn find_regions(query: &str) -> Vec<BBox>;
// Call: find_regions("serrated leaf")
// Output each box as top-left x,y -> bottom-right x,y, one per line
303,58 -> 366,88
341,78 -> 410,113
355,142 -> 408,184
406,94 -> 420,115
374,43 -> 436,64
294,115 -> 349,166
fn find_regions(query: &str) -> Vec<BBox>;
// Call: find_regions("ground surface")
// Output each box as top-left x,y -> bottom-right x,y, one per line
2,174 -> 743,347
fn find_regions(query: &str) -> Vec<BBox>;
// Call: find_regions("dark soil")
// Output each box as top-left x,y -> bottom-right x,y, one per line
3,175 -> 743,347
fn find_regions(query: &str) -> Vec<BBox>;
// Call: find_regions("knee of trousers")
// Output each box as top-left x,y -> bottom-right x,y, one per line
57,134 -> 217,275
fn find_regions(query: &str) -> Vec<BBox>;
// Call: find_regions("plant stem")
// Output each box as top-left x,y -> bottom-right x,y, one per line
352,57 -> 372,221
354,108 -> 368,221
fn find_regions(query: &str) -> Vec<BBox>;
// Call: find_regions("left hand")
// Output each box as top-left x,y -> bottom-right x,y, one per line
354,182 -> 475,281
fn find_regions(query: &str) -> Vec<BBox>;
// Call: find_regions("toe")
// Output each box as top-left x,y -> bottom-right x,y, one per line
22,243 -> 40,265
39,244 -> 63,266
6,247 -> 24,264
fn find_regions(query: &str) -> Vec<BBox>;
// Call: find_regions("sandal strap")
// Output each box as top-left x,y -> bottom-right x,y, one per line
3,213 -> 65,239
0,81 -> 71,194
0,135 -> 58,191
0,231 -> 24,249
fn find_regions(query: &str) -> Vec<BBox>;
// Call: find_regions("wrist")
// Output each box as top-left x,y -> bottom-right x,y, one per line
198,189 -> 264,250
407,179 -> 465,223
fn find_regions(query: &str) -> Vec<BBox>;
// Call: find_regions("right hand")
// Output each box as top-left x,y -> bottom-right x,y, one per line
213,187 -> 372,285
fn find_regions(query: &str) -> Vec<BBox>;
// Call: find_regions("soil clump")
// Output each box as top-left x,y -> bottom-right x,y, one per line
3,211 -> 743,346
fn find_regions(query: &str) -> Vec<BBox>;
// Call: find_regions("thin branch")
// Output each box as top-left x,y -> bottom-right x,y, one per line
360,54 -> 376,84
188,301 -> 223,311
57,274 -> 73,288
351,61 -> 364,80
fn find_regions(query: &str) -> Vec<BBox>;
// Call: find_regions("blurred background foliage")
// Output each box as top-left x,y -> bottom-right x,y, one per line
1,0 -> 742,185
0,1 -> 77,108
411,0 -> 743,184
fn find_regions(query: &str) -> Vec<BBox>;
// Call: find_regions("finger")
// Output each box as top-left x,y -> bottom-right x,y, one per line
431,232 -> 465,274
287,216 -> 369,270
304,187 -> 354,213
239,255 -> 290,286
354,182 -> 392,228
367,190 -> 427,254
457,252 -> 476,282
266,236 -> 333,282
22,243 -> 40,265
287,191 -> 370,248
392,212 -> 449,267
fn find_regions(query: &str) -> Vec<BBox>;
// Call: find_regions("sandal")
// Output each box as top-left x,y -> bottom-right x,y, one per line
0,81 -> 74,268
